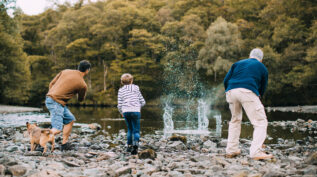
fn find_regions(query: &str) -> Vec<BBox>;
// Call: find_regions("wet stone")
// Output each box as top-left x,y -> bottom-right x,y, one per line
8,165 -> 27,176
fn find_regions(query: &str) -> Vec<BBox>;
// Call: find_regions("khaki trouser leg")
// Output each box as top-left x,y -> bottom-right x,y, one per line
226,88 -> 268,157
225,90 -> 243,154
240,92 -> 268,157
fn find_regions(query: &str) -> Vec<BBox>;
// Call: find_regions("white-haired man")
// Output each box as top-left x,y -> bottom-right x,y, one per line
223,48 -> 273,160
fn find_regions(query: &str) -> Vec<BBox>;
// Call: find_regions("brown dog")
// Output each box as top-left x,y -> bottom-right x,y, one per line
26,122 -> 55,155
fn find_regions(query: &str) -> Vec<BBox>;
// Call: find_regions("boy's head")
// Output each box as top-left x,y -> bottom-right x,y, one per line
121,73 -> 133,85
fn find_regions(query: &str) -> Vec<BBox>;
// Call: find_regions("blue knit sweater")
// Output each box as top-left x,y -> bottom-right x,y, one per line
223,58 -> 268,97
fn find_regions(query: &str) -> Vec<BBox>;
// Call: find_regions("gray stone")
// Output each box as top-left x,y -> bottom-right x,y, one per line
46,162 -> 65,171
305,152 -> 317,165
6,146 -> 18,152
8,165 -> 27,176
167,141 -> 187,151
219,139 -> 227,147
83,168 -> 105,177
138,149 -> 157,160
203,140 -> 217,149
263,171 -> 285,177
303,165 -> 317,175
24,151 -> 42,156
90,144 -> 102,150
61,159 -> 80,167
28,169 -> 61,177
115,166 -> 131,176
168,171 -> 183,177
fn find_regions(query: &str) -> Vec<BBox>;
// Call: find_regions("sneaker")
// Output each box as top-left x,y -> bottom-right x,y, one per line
60,142 -> 74,151
127,145 -> 133,152
131,145 -> 138,155
225,150 -> 241,158
251,151 -> 273,160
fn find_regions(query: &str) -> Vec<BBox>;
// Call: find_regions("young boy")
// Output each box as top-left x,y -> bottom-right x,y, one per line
117,73 -> 146,155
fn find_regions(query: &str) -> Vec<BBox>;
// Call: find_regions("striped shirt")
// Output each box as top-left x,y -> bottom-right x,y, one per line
117,84 -> 146,114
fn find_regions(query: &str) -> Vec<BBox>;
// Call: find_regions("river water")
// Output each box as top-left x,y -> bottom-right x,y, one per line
0,106 -> 315,144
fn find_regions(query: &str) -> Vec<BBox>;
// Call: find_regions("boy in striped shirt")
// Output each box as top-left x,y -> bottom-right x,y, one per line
117,73 -> 146,155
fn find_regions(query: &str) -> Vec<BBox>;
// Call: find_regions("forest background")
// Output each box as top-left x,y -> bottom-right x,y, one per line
1,0 -> 317,107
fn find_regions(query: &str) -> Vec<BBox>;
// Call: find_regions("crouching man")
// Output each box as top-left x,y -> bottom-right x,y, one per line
45,60 -> 90,151
224,48 -> 273,160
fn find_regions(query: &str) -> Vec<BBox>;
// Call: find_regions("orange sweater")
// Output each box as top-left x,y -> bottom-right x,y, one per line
47,70 -> 87,106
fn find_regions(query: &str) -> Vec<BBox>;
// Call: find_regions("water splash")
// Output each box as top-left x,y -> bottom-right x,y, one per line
197,98 -> 209,131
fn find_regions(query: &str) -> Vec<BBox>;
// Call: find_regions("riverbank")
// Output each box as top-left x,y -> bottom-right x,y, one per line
0,105 -> 42,114
266,105 -> 317,114
0,119 -> 316,177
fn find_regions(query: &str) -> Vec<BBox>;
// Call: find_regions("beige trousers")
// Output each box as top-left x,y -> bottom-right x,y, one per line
225,88 -> 268,157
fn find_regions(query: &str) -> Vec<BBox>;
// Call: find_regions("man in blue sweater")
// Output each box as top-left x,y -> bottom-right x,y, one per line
224,48 -> 273,160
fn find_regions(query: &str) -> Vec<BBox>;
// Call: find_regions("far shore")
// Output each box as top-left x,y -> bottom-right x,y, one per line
0,105 -> 42,114
1,104 -> 317,114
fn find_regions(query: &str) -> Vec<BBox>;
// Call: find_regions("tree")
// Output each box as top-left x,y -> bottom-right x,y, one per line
0,3 -> 30,104
197,17 -> 243,81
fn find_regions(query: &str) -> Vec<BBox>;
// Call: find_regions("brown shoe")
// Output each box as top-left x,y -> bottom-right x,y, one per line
226,150 -> 241,158
251,152 -> 273,160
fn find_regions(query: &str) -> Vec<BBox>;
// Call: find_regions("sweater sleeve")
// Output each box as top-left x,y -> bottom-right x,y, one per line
223,63 -> 235,90
49,71 -> 62,89
138,89 -> 146,107
259,69 -> 268,97
117,89 -> 123,114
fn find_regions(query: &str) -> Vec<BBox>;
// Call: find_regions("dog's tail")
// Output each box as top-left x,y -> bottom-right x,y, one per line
41,129 -> 51,135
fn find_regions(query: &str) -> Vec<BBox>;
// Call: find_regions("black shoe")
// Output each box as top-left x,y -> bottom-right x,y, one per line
60,142 -> 74,151
127,145 -> 133,152
131,145 -> 138,155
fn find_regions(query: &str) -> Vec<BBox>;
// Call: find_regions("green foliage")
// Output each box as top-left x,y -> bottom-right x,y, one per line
0,0 -> 315,106
0,4 -> 30,104
197,17 -> 242,81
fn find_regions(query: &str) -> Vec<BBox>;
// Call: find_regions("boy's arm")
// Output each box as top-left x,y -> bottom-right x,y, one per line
117,90 -> 123,114
49,71 -> 62,89
78,85 -> 87,102
138,89 -> 146,107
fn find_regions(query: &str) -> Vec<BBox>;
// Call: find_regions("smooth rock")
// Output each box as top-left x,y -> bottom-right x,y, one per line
305,152 -> 317,165
115,166 -> 131,176
61,159 -> 80,167
138,149 -> 157,160
90,144 -> 102,150
6,146 -> 18,152
28,169 -> 61,177
167,141 -> 187,151
24,151 -> 42,156
219,139 -> 227,147
203,140 -> 217,149
168,171 -> 183,177
88,123 -> 102,130
169,135 -> 187,144
233,171 -> 248,177
303,165 -> 317,175
8,165 -> 27,176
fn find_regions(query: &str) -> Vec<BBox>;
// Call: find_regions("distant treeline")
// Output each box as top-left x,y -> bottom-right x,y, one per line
0,0 -> 316,106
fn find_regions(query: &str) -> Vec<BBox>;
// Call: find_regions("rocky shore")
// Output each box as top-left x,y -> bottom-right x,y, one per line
0,105 -> 42,114
0,119 -> 316,177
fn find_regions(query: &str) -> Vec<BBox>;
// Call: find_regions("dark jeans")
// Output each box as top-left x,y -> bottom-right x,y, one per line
123,112 -> 141,146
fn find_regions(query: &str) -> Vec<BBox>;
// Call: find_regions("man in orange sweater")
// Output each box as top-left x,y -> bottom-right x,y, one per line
45,60 -> 90,151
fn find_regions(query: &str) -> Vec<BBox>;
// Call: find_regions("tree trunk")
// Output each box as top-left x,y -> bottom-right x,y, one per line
103,60 -> 108,91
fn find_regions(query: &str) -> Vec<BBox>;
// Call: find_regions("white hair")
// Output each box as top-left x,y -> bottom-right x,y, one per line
249,48 -> 264,61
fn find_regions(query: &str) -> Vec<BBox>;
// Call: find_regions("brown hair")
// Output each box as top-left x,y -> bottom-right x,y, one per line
121,73 -> 133,85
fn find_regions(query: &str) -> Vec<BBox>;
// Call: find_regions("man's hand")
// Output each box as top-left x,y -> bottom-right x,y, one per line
121,114 -> 124,118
